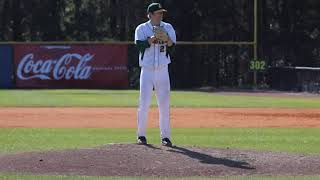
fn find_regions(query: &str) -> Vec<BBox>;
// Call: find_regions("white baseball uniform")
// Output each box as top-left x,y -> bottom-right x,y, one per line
135,20 -> 176,139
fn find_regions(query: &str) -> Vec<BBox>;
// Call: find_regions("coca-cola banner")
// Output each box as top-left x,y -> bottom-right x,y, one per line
14,44 -> 129,88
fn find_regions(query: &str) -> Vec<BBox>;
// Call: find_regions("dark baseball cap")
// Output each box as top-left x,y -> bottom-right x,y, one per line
147,3 -> 167,13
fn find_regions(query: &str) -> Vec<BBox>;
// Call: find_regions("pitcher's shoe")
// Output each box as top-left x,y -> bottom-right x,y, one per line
137,136 -> 147,145
161,138 -> 172,147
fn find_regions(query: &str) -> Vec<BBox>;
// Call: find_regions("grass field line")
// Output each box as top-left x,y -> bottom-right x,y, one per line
0,90 -> 320,108
0,128 -> 319,154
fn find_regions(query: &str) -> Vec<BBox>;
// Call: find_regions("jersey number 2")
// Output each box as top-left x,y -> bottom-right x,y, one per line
160,46 -> 165,52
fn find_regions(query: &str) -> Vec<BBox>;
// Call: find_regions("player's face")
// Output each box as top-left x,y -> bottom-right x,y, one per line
150,11 -> 163,23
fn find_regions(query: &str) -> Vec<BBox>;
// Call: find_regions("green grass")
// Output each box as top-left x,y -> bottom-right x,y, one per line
0,90 -> 320,108
0,128 -> 319,154
1,174 -> 320,180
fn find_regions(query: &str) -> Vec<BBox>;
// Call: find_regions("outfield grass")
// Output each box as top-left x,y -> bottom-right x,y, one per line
1,174 -> 320,180
0,128 -> 319,154
0,90 -> 320,108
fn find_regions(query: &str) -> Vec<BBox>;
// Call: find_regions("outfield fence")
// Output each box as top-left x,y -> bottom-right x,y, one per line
0,41 -> 319,93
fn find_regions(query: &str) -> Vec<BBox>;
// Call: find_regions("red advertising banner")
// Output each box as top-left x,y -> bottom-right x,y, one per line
14,44 -> 129,88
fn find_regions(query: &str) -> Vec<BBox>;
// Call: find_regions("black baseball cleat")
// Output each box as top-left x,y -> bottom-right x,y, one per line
137,136 -> 147,145
161,138 -> 172,147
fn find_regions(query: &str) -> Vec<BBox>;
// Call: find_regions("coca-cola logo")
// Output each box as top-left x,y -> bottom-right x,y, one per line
17,53 -> 94,80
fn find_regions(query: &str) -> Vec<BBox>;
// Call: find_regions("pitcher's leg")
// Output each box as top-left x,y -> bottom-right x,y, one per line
155,67 -> 171,139
137,68 -> 154,137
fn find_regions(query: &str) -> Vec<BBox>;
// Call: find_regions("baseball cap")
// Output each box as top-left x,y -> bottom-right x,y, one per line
147,3 -> 167,13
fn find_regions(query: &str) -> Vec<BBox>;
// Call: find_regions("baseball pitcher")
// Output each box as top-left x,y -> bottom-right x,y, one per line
134,3 -> 176,147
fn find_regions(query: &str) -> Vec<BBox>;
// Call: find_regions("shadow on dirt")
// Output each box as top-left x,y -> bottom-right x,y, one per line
168,146 -> 255,170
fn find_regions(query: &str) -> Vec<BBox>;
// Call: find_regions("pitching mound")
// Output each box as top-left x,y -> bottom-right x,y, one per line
0,144 -> 319,177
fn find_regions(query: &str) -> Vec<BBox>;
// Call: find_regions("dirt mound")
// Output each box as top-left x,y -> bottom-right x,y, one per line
0,144 -> 319,177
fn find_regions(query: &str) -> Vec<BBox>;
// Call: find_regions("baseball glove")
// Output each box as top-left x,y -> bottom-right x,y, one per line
153,26 -> 169,42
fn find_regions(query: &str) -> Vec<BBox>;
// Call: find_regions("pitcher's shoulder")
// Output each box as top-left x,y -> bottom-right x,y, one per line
162,22 -> 175,29
136,22 -> 149,30
162,21 -> 173,26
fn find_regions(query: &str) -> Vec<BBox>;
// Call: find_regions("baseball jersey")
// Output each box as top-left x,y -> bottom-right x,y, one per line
135,20 -> 176,68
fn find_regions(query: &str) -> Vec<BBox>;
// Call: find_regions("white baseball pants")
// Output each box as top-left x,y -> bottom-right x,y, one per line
137,65 -> 171,139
